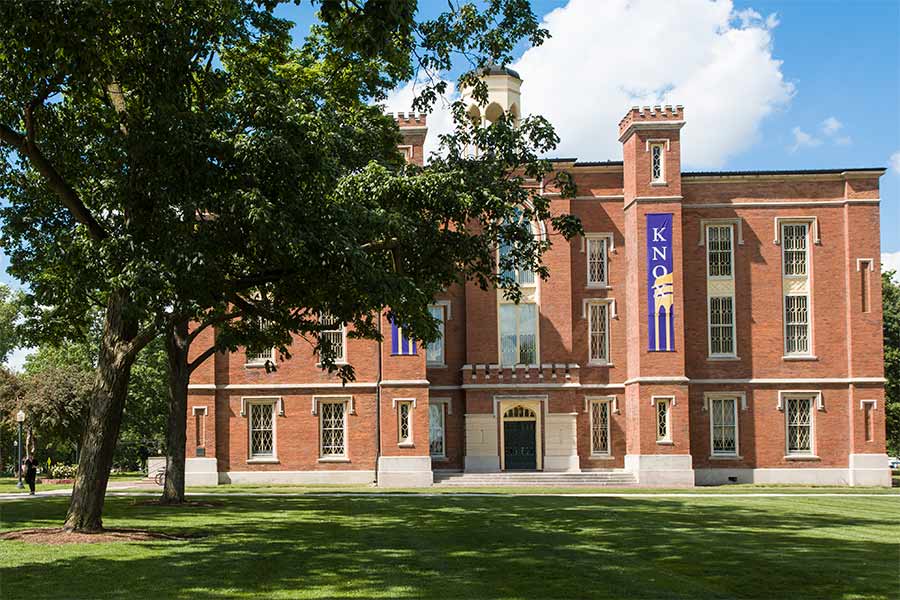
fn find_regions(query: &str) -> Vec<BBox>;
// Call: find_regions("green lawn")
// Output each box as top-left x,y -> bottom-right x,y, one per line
0,473 -> 144,495
1,494 -> 898,599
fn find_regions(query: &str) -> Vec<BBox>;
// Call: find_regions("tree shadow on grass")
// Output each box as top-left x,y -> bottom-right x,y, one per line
1,495 -> 898,599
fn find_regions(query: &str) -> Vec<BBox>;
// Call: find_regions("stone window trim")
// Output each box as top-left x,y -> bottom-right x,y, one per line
708,295 -> 737,359
697,218 -> 744,246
705,223 -> 736,280
311,394 -> 355,416
781,393 -> 818,458
652,395 -> 674,444
773,216 -> 820,246
392,397 -> 417,447
777,390 -> 824,412
192,406 -> 208,416
647,140 -> 668,185
707,395 -> 740,458
856,258 -> 875,272
426,304 -> 448,367
586,301 -> 611,366
429,401 -> 447,459
859,399 -> 878,410
245,397 -> 279,463
783,294 -> 813,358
581,298 -> 618,320
702,391 -> 748,412
317,397 -> 350,460
581,233 -> 615,289
588,398 -> 613,457
584,395 -> 620,414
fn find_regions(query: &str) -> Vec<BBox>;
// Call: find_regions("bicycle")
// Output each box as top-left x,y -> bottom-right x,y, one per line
153,467 -> 166,486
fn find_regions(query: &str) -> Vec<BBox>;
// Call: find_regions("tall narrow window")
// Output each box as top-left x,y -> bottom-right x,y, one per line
586,237 -> 608,286
245,318 -> 275,366
588,302 -> 609,364
426,305 -> 445,366
499,302 -> 538,366
860,261 -> 872,313
710,398 -> 738,456
590,400 -> 611,455
706,225 -> 733,278
498,211 -> 536,286
650,143 -> 665,183
782,224 -> 808,276
397,400 -> 413,445
320,401 -> 346,457
784,295 -> 810,355
655,398 -> 671,442
249,402 -> 275,458
709,296 -> 735,356
786,396 -> 813,455
320,313 -> 345,363
864,402 -> 874,442
429,403 -> 446,457
194,407 -> 207,450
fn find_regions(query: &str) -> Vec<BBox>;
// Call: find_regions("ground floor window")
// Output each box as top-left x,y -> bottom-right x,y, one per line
320,401 -> 347,457
249,402 -> 275,458
710,397 -> 737,456
429,403 -> 446,457
655,397 -> 671,442
397,400 -> 413,445
590,400 -> 611,455
786,396 -> 813,455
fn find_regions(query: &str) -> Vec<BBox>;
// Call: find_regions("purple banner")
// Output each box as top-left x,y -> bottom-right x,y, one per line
647,213 -> 675,352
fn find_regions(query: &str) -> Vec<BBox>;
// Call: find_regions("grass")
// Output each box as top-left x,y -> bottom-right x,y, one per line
1,493 -> 898,599
0,472 -> 144,495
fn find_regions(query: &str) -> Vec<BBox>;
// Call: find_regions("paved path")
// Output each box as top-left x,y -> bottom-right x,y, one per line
2,487 -> 897,502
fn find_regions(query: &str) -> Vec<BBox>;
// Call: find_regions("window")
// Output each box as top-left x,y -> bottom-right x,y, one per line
706,225 -> 733,278
429,403 -> 446,457
784,295 -> 810,355
786,396 -> 813,454
499,302 -> 538,366
655,398 -> 671,442
782,223 -> 808,276
864,401 -> 874,442
710,397 -> 738,456
588,302 -> 609,364
391,318 -> 417,355
245,318 -> 275,366
650,142 -> 665,183
397,400 -> 413,445
586,237 -> 608,286
320,313 -> 345,363
498,210 -> 536,286
860,260 -> 872,313
249,402 -> 275,459
320,401 -> 346,457
709,296 -> 735,356
426,305 -> 445,366
193,407 -> 207,449
590,400 -> 611,455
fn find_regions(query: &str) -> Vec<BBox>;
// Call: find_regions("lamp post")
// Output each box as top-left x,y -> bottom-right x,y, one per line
16,410 -> 25,489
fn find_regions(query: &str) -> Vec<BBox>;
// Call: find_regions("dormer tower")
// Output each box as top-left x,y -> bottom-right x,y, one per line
461,65 -> 522,127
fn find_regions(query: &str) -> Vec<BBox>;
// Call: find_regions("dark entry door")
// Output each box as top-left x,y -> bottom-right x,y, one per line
504,421 -> 537,470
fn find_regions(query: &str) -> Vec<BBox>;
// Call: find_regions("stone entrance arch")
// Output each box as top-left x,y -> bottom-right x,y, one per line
499,399 -> 543,471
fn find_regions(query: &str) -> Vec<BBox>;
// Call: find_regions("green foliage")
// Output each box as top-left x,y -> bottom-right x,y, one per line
883,271 -> 899,456
0,283 -> 22,364
48,462 -> 78,479
117,338 -> 168,469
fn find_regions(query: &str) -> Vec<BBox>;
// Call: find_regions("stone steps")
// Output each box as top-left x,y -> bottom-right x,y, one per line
433,471 -> 637,487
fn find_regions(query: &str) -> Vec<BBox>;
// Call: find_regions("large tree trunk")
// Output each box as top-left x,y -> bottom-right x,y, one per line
161,318 -> 190,504
64,291 -> 139,532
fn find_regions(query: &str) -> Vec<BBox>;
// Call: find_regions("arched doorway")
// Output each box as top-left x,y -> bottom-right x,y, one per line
502,405 -> 538,470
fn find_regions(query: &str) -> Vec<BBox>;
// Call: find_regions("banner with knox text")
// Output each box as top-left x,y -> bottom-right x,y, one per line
647,213 -> 675,352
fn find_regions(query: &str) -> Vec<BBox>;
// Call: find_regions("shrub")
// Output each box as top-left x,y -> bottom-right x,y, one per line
48,463 -> 78,479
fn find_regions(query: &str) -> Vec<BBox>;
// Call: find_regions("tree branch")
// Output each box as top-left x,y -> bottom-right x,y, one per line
187,309 -> 242,344
188,345 -> 217,373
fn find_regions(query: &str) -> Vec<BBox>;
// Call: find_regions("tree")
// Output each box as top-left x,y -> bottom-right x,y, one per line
0,283 -> 22,364
1,1 -> 579,529
883,270 -> 899,456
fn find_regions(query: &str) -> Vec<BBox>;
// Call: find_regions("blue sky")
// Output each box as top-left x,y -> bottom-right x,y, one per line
2,0 -> 899,368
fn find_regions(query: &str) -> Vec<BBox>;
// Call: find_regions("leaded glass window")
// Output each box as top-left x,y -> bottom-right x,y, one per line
650,143 -> 664,182
710,398 -> 737,455
656,398 -> 670,441
786,397 -> 813,454
782,223 -> 808,276
426,305 -> 445,366
499,302 -> 538,366
429,403 -> 445,457
784,295 -> 810,355
245,317 -> 275,366
249,403 -> 274,458
709,296 -> 735,356
320,401 -> 346,457
590,400 -> 610,455
320,313 -> 345,363
498,210 -> 535,286
588,302 -> 609,364
707,225 -> 733,278
587,237 -> 608,286
398,401 -> 412,444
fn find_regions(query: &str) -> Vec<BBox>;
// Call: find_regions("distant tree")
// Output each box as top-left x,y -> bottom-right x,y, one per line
0,284 -> 22,364
883,270 -> 899,456
0,367 -> 23,471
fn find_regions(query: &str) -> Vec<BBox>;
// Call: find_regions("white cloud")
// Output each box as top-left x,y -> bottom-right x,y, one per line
383,79 -> 457,160
883,252 -> 900,280
789,126 -> 822,152
504,0 -> 794,168
890,151 -> 900,174
821,116 -> 842,136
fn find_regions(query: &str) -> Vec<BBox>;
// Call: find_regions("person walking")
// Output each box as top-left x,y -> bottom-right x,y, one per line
22,454 -> 37,495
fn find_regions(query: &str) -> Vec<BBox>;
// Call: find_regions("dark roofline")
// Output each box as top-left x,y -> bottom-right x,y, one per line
683,167 -> 886,177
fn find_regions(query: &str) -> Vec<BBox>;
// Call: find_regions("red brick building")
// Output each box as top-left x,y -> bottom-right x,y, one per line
186,69 -> 890,487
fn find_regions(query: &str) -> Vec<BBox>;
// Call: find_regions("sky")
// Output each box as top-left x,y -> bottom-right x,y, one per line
2,0 -> 899,370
